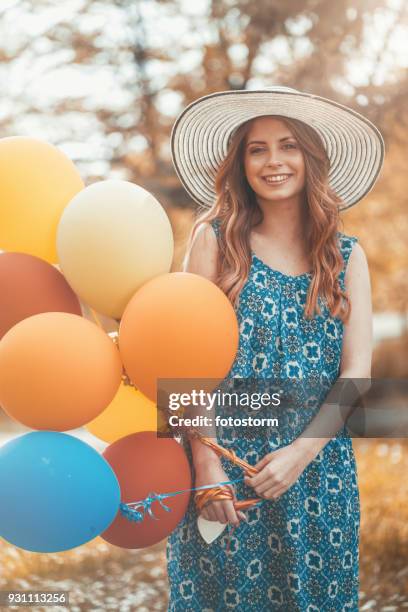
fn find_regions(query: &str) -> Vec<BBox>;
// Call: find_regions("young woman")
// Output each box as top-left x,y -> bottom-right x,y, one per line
166,87 -> 384,611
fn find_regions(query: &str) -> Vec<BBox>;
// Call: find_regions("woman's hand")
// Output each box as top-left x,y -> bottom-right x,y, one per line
244,443 -> 313,500
194,458 -> 247,527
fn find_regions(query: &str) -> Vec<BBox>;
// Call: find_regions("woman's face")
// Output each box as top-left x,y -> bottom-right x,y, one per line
243,116 -> 306,204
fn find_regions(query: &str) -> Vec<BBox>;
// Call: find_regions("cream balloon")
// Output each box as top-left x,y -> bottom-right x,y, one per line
56,180 -> 174,318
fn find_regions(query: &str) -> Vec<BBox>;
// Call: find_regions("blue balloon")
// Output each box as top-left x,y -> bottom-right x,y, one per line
0,431 -> 121,552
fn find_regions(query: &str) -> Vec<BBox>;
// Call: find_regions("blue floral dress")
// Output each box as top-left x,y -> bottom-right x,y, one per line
166,220 -> 360,612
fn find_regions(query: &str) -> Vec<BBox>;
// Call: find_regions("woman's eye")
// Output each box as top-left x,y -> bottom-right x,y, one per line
249,143 -> 297,154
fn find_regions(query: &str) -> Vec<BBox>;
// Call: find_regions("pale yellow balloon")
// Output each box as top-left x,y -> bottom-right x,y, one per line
0,137 -> 84,263
85,382 -> 159,443
56,180 -> 174,318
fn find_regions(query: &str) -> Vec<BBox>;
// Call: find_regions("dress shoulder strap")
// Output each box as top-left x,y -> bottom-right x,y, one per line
338,232 -> 358,286
210,218 -> 221,239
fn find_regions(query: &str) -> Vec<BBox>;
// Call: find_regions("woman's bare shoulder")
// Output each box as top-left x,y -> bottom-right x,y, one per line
345,242 -> 368,282
182,221 -> 219,282
193,221 -> 219,246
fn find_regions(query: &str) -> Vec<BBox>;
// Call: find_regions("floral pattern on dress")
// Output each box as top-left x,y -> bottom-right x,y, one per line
167,220 -> 360,611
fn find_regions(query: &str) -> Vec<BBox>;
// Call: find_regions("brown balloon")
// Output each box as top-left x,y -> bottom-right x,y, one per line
0,252 -> 82,339
101,431 -> 191,549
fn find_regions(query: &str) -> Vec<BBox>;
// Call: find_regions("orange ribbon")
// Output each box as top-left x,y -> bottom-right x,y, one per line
189,428 -> 263,515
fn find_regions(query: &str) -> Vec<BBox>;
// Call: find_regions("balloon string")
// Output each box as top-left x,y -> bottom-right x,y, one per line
189,428 -> 263,508
106,331 -> 137,389
88,307 -> 104,330
188,428 -> 264,554
120,429 -> 267,555
87,310 -> 133,387
120,478 -> 245,522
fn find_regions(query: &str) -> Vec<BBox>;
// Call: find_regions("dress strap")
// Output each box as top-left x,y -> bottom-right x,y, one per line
210,218 -> 221,239
338,233 -> 358,286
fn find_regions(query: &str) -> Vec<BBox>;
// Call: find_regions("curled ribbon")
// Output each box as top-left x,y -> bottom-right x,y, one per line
190,428 -> 264,553
120,478 -> 245,522
190,427 -> 262,510
120,492 -> 172,522
120,428 -> 266,554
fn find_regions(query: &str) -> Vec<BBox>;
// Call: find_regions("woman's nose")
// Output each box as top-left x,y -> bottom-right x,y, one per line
265,148 -> 283,167
265,157 -> 283,167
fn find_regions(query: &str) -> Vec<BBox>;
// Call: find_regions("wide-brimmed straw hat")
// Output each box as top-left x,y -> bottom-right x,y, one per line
171,86 -> 384,211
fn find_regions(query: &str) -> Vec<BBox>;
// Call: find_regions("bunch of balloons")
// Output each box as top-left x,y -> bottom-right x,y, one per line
0,137 -> 239,553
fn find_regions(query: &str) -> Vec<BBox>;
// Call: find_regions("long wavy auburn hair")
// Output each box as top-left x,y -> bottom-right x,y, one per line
184,115 -> 351,321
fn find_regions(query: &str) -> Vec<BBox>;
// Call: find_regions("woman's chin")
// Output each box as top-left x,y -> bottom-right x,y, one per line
257,189 -> 298,202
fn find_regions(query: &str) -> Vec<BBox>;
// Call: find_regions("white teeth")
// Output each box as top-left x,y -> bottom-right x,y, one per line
264,175 -> 291,183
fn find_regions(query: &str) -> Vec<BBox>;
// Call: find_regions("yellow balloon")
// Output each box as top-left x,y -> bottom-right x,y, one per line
0,137 -> 84,262
56,180 -> 174,318
85,382 -> 159,443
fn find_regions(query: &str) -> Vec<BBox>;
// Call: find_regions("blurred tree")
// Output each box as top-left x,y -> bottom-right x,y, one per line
0,0 -> 407,310
343,128 -> 408,313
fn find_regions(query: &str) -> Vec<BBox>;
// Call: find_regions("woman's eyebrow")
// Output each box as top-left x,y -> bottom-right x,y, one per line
246,136 -> 296,146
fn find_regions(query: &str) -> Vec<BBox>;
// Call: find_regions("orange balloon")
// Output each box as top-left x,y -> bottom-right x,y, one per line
0,137 -> 84,262
119,272 -> 239,401
101,431 -> 191,549
0,313 -> 123,431
85,383 -> 158,444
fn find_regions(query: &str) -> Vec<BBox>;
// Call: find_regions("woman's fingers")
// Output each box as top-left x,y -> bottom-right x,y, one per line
245,466 -> 274,489
201,500 -> 243,526
200,507 -> 210,521
253,479 -> 281,495
214,501 -> 228,524
202,501 -> 227,523
205,504 -> 218,521
262,484 -> 286,500
223,500 -> 240,526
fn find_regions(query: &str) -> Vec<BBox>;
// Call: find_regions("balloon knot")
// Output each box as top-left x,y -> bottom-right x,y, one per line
119,503 -> 144,522
120,492 -> 172,523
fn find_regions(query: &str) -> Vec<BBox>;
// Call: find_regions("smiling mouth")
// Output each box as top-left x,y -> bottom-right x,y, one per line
262,174 -> 293,185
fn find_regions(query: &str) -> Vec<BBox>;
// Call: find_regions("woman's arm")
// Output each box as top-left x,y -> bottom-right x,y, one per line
243,242 -> 373,501
181,222 -> 221,467
292,241 -> 373,460
181,222 -> 245,525
182,221 -> 219,280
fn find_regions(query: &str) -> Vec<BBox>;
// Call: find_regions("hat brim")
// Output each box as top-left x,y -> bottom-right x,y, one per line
171,89 -> 385,210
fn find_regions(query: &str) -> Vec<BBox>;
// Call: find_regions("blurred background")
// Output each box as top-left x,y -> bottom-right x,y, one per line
0,0 -> 407,609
